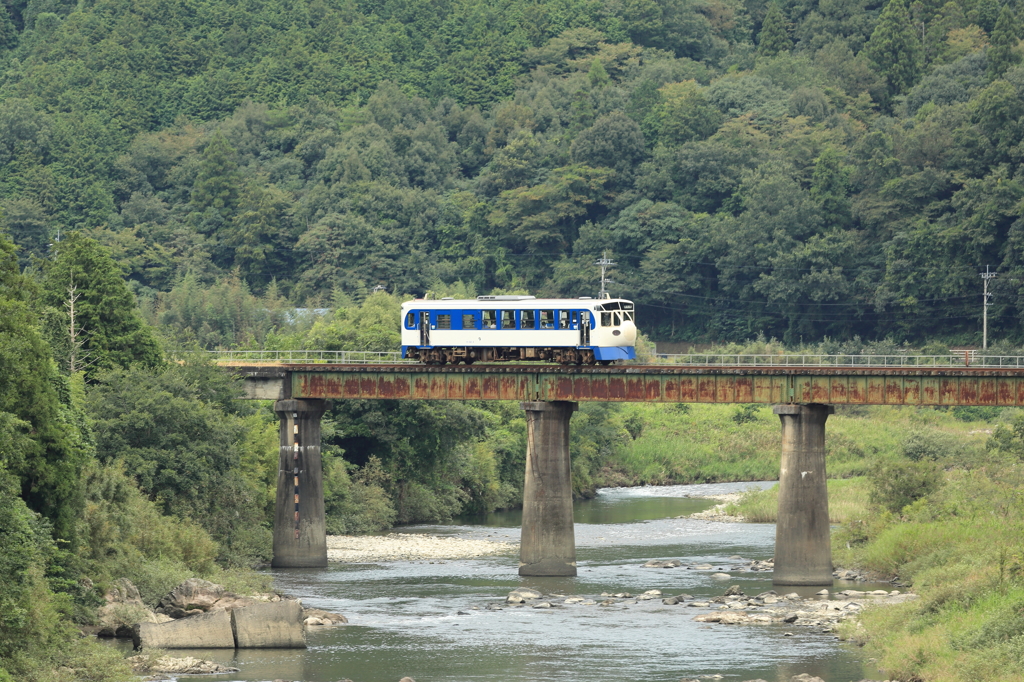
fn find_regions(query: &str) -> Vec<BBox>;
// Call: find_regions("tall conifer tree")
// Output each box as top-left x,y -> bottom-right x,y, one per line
988,6 -> 1021,79
865,0 -> 923,103
758,2 -> 792,57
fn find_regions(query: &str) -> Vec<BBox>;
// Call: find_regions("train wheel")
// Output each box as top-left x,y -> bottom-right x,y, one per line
600,360 -> 612,366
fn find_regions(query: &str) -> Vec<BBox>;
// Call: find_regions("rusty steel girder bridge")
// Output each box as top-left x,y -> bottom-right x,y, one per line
223,352 -> 1024,583
227,356 -> 1024,407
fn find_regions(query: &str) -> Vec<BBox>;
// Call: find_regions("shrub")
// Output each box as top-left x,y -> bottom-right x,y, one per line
731,404 -> 760,424
324,456 -> 397,534
869,459 -> 944,514
899,430 -> 957,461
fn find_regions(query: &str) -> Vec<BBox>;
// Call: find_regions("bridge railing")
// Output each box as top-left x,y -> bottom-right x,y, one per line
202,349 -> 1024,368
652,353 -> 1022,368
205,350 -> 410,364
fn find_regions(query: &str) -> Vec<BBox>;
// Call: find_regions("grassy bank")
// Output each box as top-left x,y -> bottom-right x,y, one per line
723,478 -> 872,523
599,403 -> 991,487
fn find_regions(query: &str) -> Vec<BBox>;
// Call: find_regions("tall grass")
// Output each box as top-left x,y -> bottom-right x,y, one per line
604,403 -> 991,487
723,478 -> 871,523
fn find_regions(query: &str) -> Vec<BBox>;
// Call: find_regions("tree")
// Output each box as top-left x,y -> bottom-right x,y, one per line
190,136 -> 241,220
810,147 -> 852,228
570,112 -> 647,177
758,2 -> 792,57
652,80 -> 723,146
41,233 -> 161,375
0,233 -> 88,544
987,6 -> 1021,80
865,0 -> 923,103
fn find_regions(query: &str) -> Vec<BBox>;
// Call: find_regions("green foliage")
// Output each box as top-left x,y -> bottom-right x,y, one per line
864,0 -> 922,102
41,232 -> 162,375
869,458 -> 944,514
731,403 -> 760,424
757,2 -> 792,57
86,360 -> 274,566
323,455 -> 397,534
987,6 -> 1021,79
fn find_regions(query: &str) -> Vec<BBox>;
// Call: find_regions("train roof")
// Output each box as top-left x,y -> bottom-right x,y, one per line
401,297 -> 633,309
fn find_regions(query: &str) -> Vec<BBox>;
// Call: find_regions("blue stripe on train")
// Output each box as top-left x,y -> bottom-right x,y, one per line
402,345 -> 636,360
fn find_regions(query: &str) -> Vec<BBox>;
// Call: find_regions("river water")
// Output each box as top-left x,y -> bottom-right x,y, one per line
169,482 -> 885,682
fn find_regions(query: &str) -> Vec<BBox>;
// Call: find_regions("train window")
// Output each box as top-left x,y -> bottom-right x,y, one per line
436,314 -> 451,330
520,310 -> 536,329
558,311 -> 570,329
462,313 -> 476,329
613,312 -> 622,326
622,302 -> 633,311
501,310 -> 516,329
601,312 -> 612,327
405,312 -> 415,328
483,310 -> 497,329
623,311 -> 634,322
540,310 -> 555,329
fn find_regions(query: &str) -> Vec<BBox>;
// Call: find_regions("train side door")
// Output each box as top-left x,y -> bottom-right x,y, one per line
580,311 -> 590,347
419,311 -> 430,347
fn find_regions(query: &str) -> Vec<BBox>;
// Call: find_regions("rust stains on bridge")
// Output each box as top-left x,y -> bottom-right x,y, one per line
228,363 -> 1024,406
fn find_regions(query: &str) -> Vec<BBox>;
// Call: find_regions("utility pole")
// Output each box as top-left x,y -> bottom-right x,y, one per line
982,265 -> 997,349
595,251 -> 616,299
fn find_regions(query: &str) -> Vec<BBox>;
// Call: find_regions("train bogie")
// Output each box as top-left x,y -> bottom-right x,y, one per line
400,296 -> 637,365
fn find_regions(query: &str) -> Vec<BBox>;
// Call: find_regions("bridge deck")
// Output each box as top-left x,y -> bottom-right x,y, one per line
228,363 -> 1024,406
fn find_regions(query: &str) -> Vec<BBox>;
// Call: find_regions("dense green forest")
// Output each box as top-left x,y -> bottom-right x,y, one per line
6,0 -> 1024,678
2,0 -> 1024,343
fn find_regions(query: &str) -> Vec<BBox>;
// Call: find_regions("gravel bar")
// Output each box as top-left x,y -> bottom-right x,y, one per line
326,533 -> 518,563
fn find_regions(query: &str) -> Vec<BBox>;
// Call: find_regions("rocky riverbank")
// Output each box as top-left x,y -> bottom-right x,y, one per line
326,533 -> 517,562
497,584 -> 914,630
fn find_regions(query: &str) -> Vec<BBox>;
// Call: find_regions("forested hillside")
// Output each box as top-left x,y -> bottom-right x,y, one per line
2,0 -> 1024,343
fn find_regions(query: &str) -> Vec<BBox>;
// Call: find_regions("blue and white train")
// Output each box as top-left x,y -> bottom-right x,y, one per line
400,295 -> 637,365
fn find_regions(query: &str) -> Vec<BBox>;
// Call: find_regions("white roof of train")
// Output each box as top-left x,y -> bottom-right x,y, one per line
401,297 -> 632,308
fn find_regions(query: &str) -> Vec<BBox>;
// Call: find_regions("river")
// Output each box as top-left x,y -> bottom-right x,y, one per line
168,482 -> 885,682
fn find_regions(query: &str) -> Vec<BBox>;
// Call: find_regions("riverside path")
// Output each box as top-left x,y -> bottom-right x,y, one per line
216,351 -> 1024,585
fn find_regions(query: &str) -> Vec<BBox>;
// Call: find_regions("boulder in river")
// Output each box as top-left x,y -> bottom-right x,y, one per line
711,573 -> 731,579
302,607 -> 348,626
159,578 -> 226,612
135,599 -> 307,649
506,588 -> 542,603
643,559 -> 681,568
134,609 -> 235,649
128,654 -> 239,675
232,600 -> 306,648
96,578 -> 170,638
723,585 -> 744,596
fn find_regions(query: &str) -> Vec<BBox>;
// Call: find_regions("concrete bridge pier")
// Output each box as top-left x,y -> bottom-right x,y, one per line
519,401 -> 578,577
772,403 -> 834,586
272,399 -> 328,568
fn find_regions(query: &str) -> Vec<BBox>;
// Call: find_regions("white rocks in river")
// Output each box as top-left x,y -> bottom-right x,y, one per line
643,559 -> 682,568
532,602 -> 553,609
815,589 -> 830,596
506,588 -> 543,604
128,655 -> 239,675
688,602 -> 711,607
790,674 -> 826,682
637,590 -> 663,600
711,573 -> 731,579
564,597 -> 585,604
692,563 -> 714,570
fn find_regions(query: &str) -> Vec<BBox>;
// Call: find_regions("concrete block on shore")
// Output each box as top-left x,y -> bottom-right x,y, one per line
231,600 -> 306,648
134,609 -> 235,649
